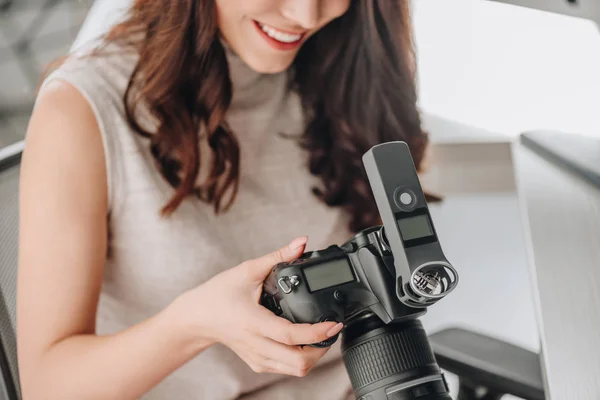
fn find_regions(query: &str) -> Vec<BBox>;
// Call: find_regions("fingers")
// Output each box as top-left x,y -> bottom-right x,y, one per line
258,309 -> 343,346
246,236 -> 308,281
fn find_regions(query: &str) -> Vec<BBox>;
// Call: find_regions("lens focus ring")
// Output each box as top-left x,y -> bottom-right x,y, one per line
342,323 -> 436,390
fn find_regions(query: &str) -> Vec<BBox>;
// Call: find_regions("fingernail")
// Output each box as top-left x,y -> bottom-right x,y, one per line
326,323 -> 344,337
289,236 -> 308,251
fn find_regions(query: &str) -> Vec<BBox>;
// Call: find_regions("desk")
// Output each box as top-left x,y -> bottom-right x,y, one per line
513,143 -> 600,399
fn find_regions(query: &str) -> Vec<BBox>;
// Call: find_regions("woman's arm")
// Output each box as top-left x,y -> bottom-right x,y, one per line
17,81 -> 211,400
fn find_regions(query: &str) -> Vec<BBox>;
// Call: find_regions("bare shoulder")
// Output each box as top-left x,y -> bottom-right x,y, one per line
20,76 -> 108,230
30,79 -> 100,145
22,78 -> 108,216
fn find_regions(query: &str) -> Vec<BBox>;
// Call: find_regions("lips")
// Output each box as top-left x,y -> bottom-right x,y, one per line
253,20 -> 306,51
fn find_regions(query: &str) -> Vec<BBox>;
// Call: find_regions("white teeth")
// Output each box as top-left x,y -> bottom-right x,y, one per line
259,23 -> 302,43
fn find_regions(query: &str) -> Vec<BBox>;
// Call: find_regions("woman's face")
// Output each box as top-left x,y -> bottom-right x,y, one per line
216,0 -> 351,73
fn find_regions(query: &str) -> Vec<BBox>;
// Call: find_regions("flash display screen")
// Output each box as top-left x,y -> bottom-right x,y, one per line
397,214 -> 434,241
303,258 -> 355,292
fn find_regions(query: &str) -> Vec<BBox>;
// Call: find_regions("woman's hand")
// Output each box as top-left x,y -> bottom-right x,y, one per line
175,236 -> 344,377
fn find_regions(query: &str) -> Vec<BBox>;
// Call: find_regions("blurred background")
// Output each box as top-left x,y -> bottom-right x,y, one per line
0,0 -> 92,148
1,1 -> 600,399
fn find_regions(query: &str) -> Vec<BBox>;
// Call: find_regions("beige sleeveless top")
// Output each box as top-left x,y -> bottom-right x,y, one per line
41,41 -> 355,399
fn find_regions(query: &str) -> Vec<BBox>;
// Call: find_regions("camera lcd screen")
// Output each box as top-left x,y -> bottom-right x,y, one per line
303,258 -> 355,292
397,214 -> 434,241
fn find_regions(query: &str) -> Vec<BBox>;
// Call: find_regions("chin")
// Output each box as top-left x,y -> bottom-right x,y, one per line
243,53 -> 295,74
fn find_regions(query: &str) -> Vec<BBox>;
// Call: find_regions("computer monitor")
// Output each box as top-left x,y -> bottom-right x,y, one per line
489,0 -> 600,25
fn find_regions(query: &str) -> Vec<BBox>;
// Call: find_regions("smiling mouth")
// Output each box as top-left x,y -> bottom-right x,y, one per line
254,20 -> 306,45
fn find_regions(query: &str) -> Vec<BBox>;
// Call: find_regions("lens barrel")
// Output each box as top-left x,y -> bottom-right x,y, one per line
341,316 -> 451,400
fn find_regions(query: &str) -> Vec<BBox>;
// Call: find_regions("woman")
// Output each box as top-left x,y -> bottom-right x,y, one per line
17,0 -> 429,399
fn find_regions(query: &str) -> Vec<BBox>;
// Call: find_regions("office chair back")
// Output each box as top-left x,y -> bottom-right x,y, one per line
0,144 -> 22,400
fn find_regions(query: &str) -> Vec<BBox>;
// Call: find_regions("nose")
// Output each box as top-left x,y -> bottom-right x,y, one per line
281,0 -> 321,30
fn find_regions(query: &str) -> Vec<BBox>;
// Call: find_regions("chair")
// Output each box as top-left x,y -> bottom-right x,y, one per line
429,327 -> 545,400
0,141 -> 23,400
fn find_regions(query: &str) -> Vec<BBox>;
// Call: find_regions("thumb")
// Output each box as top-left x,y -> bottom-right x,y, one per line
247,236 -> 308,281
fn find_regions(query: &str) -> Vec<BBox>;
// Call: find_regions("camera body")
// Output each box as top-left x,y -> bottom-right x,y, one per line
261,142 -> 458,342
261,229 -> 423,347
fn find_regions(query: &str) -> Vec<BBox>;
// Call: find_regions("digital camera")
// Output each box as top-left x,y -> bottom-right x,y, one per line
261,142 -> 459,400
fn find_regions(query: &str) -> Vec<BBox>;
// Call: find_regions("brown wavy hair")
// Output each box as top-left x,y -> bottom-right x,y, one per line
100,0 -> 429,233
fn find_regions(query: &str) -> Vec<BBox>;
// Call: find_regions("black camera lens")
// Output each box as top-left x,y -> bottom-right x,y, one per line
342,316 -> 451,400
